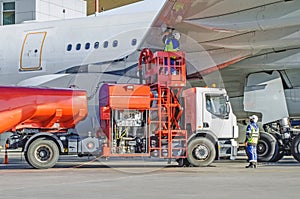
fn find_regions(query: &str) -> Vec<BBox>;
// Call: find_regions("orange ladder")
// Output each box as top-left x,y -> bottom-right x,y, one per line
142,50 -> 187,159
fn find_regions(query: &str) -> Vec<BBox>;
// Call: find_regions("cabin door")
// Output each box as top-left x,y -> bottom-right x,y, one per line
20,32 -> 47,71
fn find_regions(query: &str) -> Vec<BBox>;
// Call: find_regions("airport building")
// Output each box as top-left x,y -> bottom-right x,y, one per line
0,0 -> 86,26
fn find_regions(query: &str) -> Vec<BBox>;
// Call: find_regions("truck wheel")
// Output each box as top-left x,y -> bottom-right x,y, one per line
291,134 -> 300,162
25,138 -> 59,169
257,132 -> 277,162
187,137 -> 216,167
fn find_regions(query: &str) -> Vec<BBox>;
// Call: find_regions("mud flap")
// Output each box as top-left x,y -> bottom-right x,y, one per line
244,71 -> 289,124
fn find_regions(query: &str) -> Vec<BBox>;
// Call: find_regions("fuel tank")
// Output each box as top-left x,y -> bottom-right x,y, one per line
0,86 -> 88,133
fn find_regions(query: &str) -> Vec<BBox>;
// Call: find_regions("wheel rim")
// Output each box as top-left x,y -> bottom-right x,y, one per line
34,144 -> 53,163
193,144 -> 209,160
257,140 -> 268,156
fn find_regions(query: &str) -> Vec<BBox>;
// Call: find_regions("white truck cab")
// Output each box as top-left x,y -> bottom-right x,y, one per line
182,87 -> 238,165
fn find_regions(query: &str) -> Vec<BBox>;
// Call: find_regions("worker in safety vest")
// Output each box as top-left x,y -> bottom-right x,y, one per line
164,32 -> 180,52
245,115 -> 260,168
162,30 -> 180,75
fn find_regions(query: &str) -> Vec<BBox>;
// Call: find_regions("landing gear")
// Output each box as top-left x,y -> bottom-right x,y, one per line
270,148 -> 284,162
291,134 -> 300,162
257,119 -> 300,163
257,132 -> 277,162
269,134 -> 284,162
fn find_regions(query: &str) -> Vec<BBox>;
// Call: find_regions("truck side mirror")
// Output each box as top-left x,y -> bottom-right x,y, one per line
224,103 -> 230,119
225,95 -> 230,102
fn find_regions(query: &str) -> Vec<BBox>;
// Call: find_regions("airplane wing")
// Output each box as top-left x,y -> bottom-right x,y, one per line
143,0 -> 300,98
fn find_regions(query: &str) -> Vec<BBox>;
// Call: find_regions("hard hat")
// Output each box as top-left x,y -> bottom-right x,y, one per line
173,32 -> 181,40
249,115 -> 258,123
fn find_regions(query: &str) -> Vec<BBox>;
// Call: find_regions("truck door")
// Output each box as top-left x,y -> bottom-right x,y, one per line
204,94 -> 232,138
20,32 -> 47,71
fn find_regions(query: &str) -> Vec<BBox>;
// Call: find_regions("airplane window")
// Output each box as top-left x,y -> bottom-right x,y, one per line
103,41 -> 108,48
85,42 -> 90,50
94,42 -> 99,49
76,43 -> 81,50
67,44 -> 72,51
113,40 -> 118,47
131,39 -> 137,46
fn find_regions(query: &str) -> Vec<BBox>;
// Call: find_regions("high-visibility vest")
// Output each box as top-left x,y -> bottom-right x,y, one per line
247,124 -> 259,144
164,38 -> 179,52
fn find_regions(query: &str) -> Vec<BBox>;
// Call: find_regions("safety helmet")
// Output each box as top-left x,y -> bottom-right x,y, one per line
173,32 -> 181,40
249,115 -> 258,123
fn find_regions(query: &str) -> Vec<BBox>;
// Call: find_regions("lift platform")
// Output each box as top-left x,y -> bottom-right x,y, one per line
144,51 -> 186,88
142,50 -> 187,159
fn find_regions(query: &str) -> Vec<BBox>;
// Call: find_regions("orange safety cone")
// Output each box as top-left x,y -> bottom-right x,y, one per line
3,143 -> 9,164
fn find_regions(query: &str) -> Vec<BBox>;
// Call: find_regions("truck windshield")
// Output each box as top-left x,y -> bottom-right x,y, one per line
205,94 -> 228,118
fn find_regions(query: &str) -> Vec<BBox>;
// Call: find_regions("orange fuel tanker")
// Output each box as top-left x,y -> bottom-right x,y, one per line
0,86 -> 88,169
0,86 -> 87,133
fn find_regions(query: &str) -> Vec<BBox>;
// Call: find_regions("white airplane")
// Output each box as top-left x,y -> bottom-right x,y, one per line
1,0 -> 300,161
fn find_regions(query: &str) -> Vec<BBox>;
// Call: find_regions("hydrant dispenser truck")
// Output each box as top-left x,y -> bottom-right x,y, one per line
1,49 -> 238,168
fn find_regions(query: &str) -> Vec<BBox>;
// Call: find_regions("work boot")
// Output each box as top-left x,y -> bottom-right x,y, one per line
245,162 -> 254,168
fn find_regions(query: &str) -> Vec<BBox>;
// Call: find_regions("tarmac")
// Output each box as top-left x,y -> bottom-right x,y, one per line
0,150 -> 300,199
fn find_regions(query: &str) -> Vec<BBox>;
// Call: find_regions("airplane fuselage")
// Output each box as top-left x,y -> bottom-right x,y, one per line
0,7 -> 160,85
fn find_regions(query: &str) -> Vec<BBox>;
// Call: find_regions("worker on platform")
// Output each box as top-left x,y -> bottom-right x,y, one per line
245,115 -> 260,168
162,30 -> 180,75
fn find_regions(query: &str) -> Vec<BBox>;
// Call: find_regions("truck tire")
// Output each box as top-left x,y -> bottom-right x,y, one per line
291,134 -> 300,162
25,138 -> 59,169
187,137 -> 216,167
257,132 -> 277,162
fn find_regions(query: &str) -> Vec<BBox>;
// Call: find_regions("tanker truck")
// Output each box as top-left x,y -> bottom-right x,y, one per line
1,50 -> 238,169
0,86 -> 89,168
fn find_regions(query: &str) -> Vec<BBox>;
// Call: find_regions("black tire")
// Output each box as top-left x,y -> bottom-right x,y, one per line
270,149 -> 284,162
291,134 -> 300,162
270,134 -> 284,162
24,152 -> 31,166
25,138 -> 59,169
176,158 -> 190,167
257,132 -> 277,162
187,137 -> 216,167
